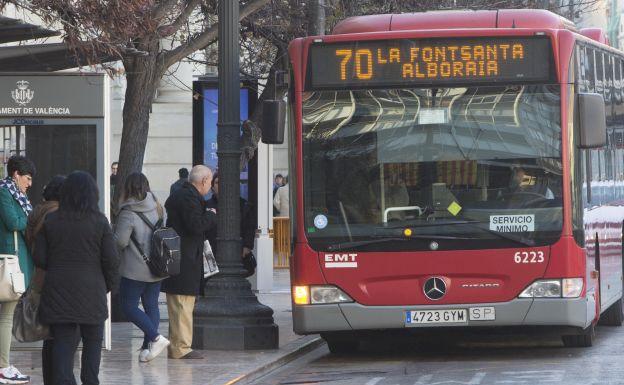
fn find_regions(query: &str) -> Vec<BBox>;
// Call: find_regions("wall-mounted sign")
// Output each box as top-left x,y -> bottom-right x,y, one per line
192,78 -> 257,201
202,88 -> 249,171
0,74 -> 104,117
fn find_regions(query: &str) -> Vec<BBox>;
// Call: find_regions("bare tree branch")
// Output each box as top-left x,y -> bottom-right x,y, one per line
152,0 -> 180,21
163,0 -> 270,68
158,0 -> 202,37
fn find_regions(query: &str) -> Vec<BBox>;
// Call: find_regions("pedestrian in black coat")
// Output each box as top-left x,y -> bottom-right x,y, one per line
204,173 -> 256,279
161,165 -> 216,359
33,171 -> 119,385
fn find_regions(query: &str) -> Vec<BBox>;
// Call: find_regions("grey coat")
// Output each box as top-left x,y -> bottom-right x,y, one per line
114,193 -> 164,283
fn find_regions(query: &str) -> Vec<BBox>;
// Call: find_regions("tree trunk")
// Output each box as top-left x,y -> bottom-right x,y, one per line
307,0 -> 325,36
113,53 -> 164,213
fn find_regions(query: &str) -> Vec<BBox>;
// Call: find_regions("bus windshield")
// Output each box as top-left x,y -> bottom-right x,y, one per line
302,84 -> 562,251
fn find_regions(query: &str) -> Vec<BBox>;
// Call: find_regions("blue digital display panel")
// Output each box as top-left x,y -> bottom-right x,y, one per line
203,88 -> 250,199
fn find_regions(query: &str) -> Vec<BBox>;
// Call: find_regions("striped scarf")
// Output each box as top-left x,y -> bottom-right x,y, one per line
0,177 -> 32,216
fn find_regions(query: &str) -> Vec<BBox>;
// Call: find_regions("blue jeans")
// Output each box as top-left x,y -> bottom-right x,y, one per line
119,277 -> 161,349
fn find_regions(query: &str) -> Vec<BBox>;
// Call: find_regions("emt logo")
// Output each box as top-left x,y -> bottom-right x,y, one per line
324,253 -> 357,268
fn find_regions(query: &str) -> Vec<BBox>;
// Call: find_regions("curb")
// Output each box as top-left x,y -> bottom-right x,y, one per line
221,336 -> 325,385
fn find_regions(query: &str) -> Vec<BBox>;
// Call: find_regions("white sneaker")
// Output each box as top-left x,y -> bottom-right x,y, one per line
139,349 -> 150,363
0,366 -> 29,384
145,335 -> 170,362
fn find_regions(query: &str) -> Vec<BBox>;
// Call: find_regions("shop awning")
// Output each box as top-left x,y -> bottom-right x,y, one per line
0,43 -> 100,71
0,16 -> 60,44
0,16 -> 114,71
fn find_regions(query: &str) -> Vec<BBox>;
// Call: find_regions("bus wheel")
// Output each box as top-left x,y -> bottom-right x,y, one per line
598,297 -> 623,326
321,333 -> 360,354
562,325 -> 594,348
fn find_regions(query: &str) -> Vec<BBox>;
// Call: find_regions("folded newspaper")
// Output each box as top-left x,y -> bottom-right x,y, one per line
203,240 -> 219,278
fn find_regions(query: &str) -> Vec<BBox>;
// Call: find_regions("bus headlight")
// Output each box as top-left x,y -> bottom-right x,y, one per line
519,280 -> 561,298
293,286 -> 310,305
519,279 -> 584,298
310,285 -> 353,304
562,278 -> 583,298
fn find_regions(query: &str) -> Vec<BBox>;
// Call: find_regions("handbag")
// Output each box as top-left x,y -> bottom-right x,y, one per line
203,240 -> 219,278
12,287 -> 49,342
0,232 -> 25,302
242,252 -> 257,278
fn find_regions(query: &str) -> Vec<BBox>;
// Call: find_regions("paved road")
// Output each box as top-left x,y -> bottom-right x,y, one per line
252,325 -> 624,385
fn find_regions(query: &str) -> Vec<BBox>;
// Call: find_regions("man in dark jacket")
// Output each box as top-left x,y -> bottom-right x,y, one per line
169,167 -> 189,196
204,173 -> 256,282
162,165 -> 216,359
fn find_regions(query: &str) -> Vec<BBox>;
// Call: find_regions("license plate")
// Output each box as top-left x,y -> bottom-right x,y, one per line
406,309 -> 468,325
469,306 -> 496,321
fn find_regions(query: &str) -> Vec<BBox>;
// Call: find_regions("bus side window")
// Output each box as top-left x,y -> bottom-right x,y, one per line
585,150 -> 592,204
577,45 -> 587,93
614,58 -> 622,116
605,54 -> 614,120
587,47 -> 596,93
596,50 -> 604,95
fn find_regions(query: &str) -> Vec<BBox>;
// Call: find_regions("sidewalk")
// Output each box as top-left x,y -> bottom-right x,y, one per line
11,270 -> 323,385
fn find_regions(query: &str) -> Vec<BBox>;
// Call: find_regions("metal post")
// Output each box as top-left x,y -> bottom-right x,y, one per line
251,140 -> 274,292
193,0 -> 278,350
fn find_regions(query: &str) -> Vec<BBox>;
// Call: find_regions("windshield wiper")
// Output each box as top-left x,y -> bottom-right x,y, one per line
381,219 -> 480,229
327,238 -> 407,251
326,234 -> 474,251
381,220 -> 536,247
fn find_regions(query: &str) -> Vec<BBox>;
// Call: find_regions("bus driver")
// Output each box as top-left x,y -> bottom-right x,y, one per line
508,165 -> 554,199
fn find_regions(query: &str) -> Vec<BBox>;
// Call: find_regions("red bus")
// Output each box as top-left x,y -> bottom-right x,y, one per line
274,9 -> 624,351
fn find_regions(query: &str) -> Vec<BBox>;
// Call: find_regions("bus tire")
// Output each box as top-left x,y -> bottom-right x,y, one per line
561,325 -> 594,348
598,297 -> 623,326
322,333 -> 359,354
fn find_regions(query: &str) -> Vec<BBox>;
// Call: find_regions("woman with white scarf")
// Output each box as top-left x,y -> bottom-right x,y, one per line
0,155 -> 35,384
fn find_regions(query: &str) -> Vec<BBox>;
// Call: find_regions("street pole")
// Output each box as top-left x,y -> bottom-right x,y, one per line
193,0 -> 278,350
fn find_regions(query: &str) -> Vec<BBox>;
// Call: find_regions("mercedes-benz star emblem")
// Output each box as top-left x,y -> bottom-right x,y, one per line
423,277 -> 447,300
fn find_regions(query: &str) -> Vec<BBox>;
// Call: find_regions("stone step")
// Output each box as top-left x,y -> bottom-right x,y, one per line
154,88 -> 192,103
143,137 -> 192,164
145,123 -> 192,138
150,101 -> 192,114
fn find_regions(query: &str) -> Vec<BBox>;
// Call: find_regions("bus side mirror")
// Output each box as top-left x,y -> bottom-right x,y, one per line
261,99 -> 286,144
578,93 -> 606,149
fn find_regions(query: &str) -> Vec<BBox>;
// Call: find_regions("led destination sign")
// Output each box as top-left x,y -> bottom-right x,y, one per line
308,37 -> 553,89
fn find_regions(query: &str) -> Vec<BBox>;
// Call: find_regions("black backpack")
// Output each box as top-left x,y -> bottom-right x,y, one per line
130,212 -> 181,278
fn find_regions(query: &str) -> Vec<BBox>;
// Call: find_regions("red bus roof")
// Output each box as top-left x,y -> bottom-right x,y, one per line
332,9 -> 577,35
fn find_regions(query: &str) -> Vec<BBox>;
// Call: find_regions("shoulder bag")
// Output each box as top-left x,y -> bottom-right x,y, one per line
0,232 -> 25,302
13,285 -> 49,342
242,252 -> 256,278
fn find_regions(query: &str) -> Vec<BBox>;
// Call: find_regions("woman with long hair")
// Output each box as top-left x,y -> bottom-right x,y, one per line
114,172 -> 169,362
25,175 -> 65,385
0,155 -> 35,384
33,171 -> 118,385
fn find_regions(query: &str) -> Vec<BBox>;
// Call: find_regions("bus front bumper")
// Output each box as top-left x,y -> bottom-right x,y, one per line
293,297 -> 592,334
